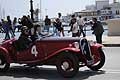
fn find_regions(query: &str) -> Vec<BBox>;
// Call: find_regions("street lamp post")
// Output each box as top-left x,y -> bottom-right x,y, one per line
40,0 -> 42,21
45,8 -> 48,15
30,0 -> 34,21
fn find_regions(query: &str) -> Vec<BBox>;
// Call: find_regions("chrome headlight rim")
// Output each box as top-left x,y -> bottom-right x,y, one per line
89,40 -> 96,46
73,42 -> 79,49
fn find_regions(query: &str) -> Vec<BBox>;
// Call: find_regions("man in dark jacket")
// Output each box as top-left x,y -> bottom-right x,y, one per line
44,15 -> 51,32
54,18 -> 64,36
68,14 -> 76,33
92,18 -> 104,44
7,16 -> 15,38
16,26 -> 32,51
20,15 -> 33,30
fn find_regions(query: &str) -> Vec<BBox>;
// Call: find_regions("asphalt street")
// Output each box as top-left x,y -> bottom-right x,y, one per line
0,47 -> 120,80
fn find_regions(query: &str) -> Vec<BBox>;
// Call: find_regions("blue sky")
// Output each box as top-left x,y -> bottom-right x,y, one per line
0,0 -> 117,19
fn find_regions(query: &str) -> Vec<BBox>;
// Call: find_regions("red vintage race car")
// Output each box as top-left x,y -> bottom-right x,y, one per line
0,35 -> 105,78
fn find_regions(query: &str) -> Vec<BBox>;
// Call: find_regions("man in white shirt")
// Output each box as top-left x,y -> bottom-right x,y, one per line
77,15 -> 86,37
71,18 -> 79,37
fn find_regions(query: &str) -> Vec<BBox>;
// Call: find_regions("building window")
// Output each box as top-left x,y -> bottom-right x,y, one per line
116,10 -> 119,15
118,10 -> 120,15
109,11 -> 112,14
116,10 -> 117,15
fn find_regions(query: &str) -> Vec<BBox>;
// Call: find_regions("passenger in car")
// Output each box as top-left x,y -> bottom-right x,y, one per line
15,26 -> 32,51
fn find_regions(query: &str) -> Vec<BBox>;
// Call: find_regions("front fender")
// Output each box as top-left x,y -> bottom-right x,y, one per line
91,43 -> 103,49
55,47 -> 80,53
90,43 -> 103,55
0,47 -> 11,63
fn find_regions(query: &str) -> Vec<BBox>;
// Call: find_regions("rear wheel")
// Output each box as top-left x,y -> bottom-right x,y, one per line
0,54 -> 10,72
87,48 -> 105,71
56,52 -> 79,78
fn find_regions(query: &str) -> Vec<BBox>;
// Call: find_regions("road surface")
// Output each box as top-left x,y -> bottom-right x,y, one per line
0,47 -> 120,80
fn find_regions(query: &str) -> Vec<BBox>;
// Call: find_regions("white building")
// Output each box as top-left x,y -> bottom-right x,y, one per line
86,5 -> 96,10
74,10 -> 98,20
109,2 -> 120,18
96,0 -> 109,10
62,0 -> 120,22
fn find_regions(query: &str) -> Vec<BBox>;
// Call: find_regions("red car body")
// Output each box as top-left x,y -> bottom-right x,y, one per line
0,37 -> 105,78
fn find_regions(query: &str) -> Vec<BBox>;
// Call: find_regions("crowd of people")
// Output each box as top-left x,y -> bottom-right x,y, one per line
43,14 -> 104,44
68,14 -> 104,44
0,13 -> 104,44
44,13 -> 65,37
0,16 -> 22,40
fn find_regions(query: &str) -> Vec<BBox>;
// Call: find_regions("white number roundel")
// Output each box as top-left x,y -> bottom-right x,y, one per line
31,45 -> 38,57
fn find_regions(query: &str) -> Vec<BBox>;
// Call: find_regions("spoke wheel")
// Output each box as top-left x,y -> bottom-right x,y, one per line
56,52 -> 79,78
0,54 -> 10,72
87,48 -> 105,71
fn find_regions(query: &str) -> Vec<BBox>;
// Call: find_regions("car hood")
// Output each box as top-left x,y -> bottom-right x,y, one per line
39,37 -> 81,42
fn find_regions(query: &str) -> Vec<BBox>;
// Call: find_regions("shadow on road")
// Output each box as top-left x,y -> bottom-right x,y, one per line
0,66 -> 105,80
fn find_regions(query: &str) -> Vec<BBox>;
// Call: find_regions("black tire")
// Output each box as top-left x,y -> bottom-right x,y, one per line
56,52 -> 79,78
0,54 -> 10,72
87,48 -> 105,71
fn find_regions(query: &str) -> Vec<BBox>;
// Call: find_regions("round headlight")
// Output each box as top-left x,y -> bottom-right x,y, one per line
89,40 -> 96,46
73,42 -> 79,49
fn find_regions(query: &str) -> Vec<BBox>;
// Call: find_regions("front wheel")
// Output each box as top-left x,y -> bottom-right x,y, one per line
87,48 -> 105,71
56,52 -> 79,78
0,54 -> 10,72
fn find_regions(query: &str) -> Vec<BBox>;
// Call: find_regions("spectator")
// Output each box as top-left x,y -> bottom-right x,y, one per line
13,17 -> 18,32
54,18 -> 65,37
58,12 -> 62,22
44,15 -> 51,32
71,18 -> 79,37
0,20 -> 4,33
58,13 -> 62,19
68,14 -> 76,33
77,15 -> 86,37
0,20 -> 2,26
20,15 -> 33,30
91,18 -> 104,44
7,16 -> 15,38
17,18 -> 22,32
1,19 -> 10,40
83,18 -> 88,36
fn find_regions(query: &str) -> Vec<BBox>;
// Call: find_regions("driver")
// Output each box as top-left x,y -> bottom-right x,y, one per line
17,26 -> 32,51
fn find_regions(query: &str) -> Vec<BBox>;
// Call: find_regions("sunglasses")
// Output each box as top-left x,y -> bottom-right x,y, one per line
24,30 -> 29,33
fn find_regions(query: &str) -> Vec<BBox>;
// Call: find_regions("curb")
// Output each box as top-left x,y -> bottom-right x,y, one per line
103,44 -> 120,47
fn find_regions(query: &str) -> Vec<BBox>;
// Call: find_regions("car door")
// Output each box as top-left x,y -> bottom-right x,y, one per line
16,46 -> 37,61
16,41 -> 45,62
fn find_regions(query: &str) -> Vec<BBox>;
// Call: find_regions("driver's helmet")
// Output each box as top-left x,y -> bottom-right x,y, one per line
21,26 -> 29,35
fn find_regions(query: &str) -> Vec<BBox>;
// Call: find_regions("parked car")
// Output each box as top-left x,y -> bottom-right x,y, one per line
0,35 -> 105,78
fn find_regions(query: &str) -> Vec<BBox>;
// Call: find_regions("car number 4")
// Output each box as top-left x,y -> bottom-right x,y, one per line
31,45 -> 38,57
